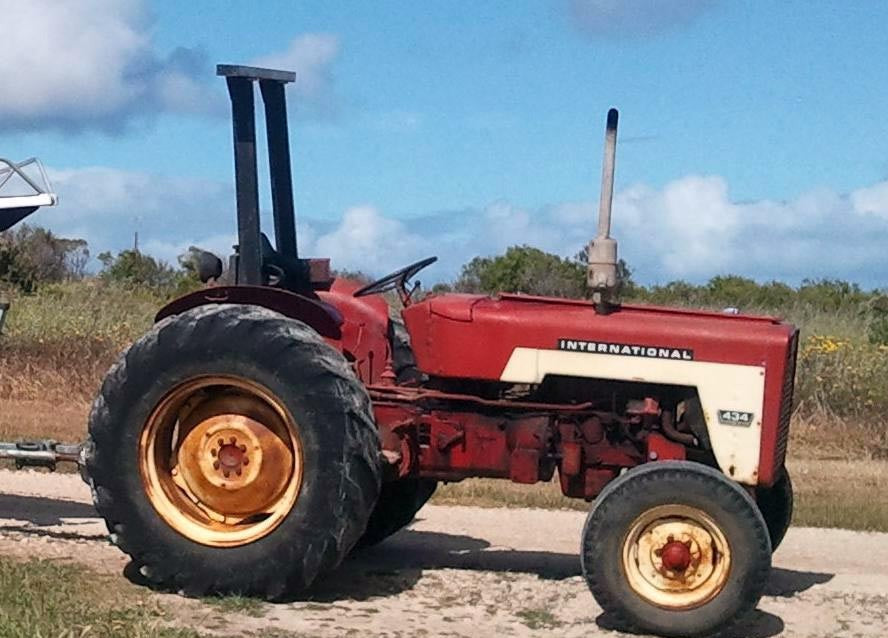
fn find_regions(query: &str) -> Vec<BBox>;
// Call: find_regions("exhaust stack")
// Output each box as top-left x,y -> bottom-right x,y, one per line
587,108 -> 621,310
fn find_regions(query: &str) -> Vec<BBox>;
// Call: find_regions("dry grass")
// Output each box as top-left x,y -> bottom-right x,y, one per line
789,408 -> 888,461
0,399 -> 87,442
790,458 -> 888,531
0,338 -> 118,405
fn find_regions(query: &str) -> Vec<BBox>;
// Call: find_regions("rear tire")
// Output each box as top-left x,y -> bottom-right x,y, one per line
581,461 -> 771,638
84,304 -> 381,598
756,468 -> 793,551
357,478 -> 437,548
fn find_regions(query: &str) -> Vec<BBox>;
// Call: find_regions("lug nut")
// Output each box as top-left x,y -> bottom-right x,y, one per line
213,461 -> 220,470
242,458 -> 249,466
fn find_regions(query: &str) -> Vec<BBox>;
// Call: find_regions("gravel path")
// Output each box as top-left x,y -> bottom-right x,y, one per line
0,469 -> 886,637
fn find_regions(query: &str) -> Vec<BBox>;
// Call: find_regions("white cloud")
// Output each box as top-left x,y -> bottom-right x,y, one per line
0,0 -> 215,132
252,34 -> 341,119
608,175 -> 888,285
24,164 -> 888,288
850,181 -> 888,218
567,0 -> 713,38
40,166 -> 233,264
0,1 -> 342,132
312,205 -> 431,272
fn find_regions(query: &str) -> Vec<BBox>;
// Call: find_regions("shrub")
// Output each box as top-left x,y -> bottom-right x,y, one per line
0,225 -> 88,292
455,245 -> 586,298
97,249 -> 199,297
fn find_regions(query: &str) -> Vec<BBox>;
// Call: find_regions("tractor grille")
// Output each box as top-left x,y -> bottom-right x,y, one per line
773,330 -> 799,472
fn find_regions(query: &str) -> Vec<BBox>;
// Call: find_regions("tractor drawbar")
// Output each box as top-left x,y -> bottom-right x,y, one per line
0,440 -> 82,472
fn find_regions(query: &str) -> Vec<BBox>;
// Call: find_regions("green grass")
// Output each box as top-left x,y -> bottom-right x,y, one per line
3,280 -> 160,345
202,594 -> 267,618
514,608 -> 563,630
0,558 -> 201,638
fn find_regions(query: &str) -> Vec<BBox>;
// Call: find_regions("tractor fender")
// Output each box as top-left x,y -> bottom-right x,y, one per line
155,285 -> 343,339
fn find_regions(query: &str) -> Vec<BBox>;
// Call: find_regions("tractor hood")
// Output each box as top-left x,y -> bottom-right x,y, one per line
402,292 -> 796,380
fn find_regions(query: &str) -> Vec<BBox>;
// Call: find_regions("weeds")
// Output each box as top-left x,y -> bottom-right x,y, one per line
515,608 -> 563,630
0,558 -> 201,638
201,594 -> 267,618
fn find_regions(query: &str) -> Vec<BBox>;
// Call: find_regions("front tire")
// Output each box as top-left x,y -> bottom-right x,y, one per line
581,461 -> 771,638
84,304 -> 381,598
756,468 -> 793,551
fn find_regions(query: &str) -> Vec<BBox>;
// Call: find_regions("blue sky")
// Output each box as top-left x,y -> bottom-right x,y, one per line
3,1 -> 888,287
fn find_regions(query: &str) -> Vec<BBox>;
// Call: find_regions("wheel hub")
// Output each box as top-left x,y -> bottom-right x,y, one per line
139,376 -> 303,546
217,441 -> 246,473
622,505 -> 731,610
176,408 -> 291,518
659,539 -> 693,572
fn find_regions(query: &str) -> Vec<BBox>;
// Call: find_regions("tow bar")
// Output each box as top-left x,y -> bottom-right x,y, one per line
0,441 -> 82,471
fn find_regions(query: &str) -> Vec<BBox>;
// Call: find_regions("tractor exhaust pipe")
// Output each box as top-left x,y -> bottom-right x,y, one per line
587,108 -> 621,311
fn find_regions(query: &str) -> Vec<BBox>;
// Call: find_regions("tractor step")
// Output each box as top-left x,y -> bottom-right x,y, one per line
0,440 -> 82,471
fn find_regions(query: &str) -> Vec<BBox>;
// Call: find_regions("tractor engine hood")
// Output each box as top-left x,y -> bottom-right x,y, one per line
402,293 -> 796,379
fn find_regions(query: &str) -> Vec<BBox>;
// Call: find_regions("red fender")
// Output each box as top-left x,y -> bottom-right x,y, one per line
155,285 -> 343,339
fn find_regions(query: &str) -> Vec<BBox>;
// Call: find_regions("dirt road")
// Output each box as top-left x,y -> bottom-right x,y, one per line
0,469 -> 885,637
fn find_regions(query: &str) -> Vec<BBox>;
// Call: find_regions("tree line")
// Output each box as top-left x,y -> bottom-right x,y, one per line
0,225 -> 201,296
3,226 -> 886,341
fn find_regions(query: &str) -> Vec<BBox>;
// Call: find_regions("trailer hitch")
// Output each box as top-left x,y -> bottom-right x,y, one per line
0,440 -> 82,472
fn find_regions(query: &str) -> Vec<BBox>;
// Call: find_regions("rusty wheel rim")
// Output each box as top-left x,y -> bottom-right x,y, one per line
621,504 -> 731,610
139,375 -> 303,547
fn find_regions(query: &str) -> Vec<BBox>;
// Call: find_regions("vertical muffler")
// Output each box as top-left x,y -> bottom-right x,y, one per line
587,108 -> 621,311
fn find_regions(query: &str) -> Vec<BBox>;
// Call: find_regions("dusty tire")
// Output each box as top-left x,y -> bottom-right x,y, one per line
357,478 -> 437,548
83,304 -> 381,598
581,461 -> 771,638
756,468 -> 793,551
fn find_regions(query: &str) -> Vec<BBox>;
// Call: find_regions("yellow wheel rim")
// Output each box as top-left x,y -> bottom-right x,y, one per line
621,504 -> 731,610
139,375 -> 303,547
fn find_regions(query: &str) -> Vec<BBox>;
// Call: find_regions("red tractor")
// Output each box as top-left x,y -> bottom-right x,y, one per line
73,66 -> 796,637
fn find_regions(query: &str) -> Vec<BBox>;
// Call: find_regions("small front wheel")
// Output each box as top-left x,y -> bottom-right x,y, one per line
581,461 -> 771,638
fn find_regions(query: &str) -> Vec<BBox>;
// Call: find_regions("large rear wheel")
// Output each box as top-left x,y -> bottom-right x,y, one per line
84,304 -> 381,598
357,478 -> 437,548
581,461 -> 771,638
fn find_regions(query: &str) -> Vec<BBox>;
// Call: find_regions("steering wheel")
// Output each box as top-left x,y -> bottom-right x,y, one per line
353,256 -> 438,303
